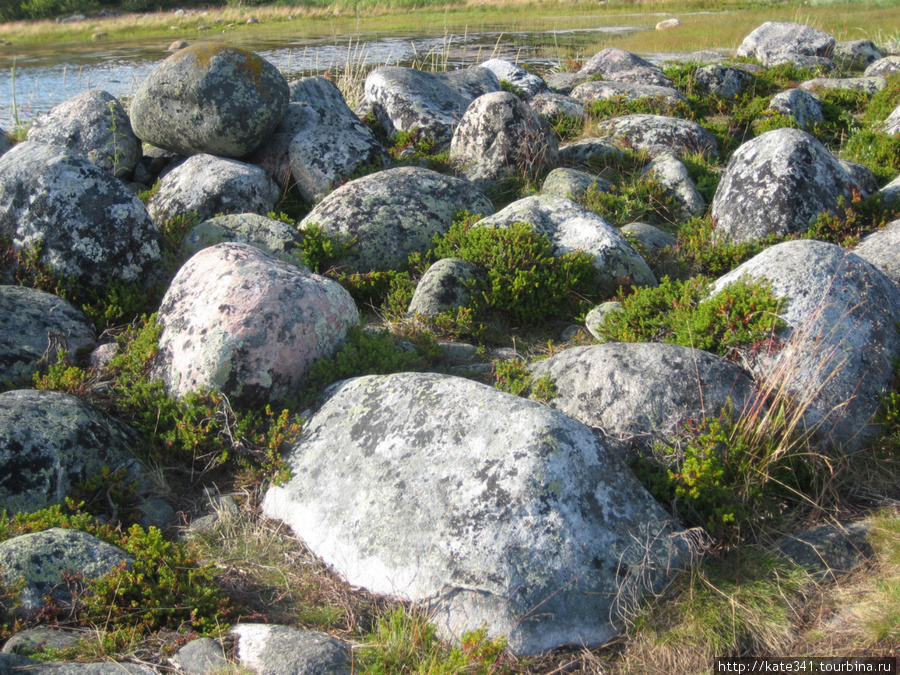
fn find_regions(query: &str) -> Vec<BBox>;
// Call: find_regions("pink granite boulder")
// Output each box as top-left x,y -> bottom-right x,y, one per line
151,243 -> 359,408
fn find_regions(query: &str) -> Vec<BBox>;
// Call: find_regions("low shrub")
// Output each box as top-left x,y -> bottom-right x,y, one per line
492,359 -> 556,401
842,128 -> 900,184
806,189 -> 900,247
577,177 -> 681,228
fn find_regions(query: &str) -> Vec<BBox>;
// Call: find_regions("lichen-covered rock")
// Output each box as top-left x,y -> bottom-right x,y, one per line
542,72 -> 583,95
130,43 -> 289,159
0,142 -> 161,288
776,520 -> 873,581
364,66 -> 500,148
833,40 -> 882,71
558,138 -> 624,167
0,286 -> 96,389
450,91 -> 559,189
570,80 -> 686,110
736,22 -> 836,67
799,76 -> 887,95
406,258 -> 479,317
853,218 -> 900,286
0,528 -> 130,614
1,628 -> 85,656
288,75 -> 350,110
711,128 -> 855,242
0,653 -> 154,675
766,53 -> 836,71
25,90 -> 141,178
711,239 -> 900,451
839,160 -> 878,196
0,389 -> 143,514
231,624 -> 351,675
151,243 -> 357,408
865,55 -> 900,78
147,153 -> 279,225
577,48 -> 673,87
170,638 -> 229,675
541,167 -> 611,201
262,372 -> 685,655
597,114 -> 718,158
768,88 -> 824,130
620,221 -> 677,253
181,213 -> 306,266
693,64 -> 754,99
642,152 -> 705,219
584,301 -> 623,340
884,104 -> 900,136
528,92 -> 585,121
475,195 -> 656,288
881,173 -> 900,204
0,129 -> 10,158
299,167 -> 493,273
528,343 -> 758,459
478,59 -> 549,100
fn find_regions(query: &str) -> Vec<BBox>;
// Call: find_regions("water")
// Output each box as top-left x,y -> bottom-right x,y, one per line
0,24 -> 647,128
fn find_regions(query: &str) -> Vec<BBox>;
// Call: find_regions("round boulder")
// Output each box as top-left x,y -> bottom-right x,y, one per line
25,90 -> 141,178
0,389 -> 144,514
528,92 -> 585,121
0,142 -> 161,288
577,48 -> 673,87
596,114 -> 719,158
853,218 -> 900,287
711,128 -> 855,242
232,625 -> 351,675
130,42 -> 289,159
541,167 -> 612,201
181,213 -> 305,266
262,371 -> 685,655
865,55 -> 900,78
0,286 -> 96,388
407,258 -> 479,317
570,80 -> 687,110
151,243 -> 359,409
478,58 -> 549,100
642,152 -> 705,220
693,65 -> 754,99
833,40 -> 882,71
768,89 -> 824,130
735,21 -> 836,66
299,167 -> 493,273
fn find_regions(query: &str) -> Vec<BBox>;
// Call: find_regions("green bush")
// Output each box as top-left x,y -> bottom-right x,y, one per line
577,177 -> 681,228
842,128 -> 900,184
806,189 -> 900,247
585,94 -> 692,121
863,74 -> 900,125
492,359 -> 556,401
670,217 -> 789,279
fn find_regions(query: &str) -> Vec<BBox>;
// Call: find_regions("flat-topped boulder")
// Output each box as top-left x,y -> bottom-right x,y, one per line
736,22 -> 836,67
596,114 -> 718,158
577,48 -> 673,87
478,58 -> 549,100
570,80 -> 687,111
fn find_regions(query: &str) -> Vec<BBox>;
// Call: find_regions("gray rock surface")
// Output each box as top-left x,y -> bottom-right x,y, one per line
478,58 -> 548,100
364,66 -> 500,148
0,654 -> 153,675
621,221 -> 677,254
288,75 -> 351,110
884,104 -> 900,136
299,167 -> 493,273
578,48 -> 673,87
853,218 -> 900,286
735,21 -> 836,67
541,167 -> 612,201
776,520 -> 873,580
865,55 -> 900,77
529,343 -> 758,460
765,53 -> 836,71
262,372 -> 685,655
130,43 -> 289,158
450,91 -> 559,189
570,80 -> 687,110
147,153 -> 279,225
231,624 -> 351,675
839,160 -> 878,196
407,258 -> 479,317
558,138 -> 624,167
1,628 -> 85,656
833,40 -> 882,71
711,239 -> 900,451
0,142 -> 161,288
0,286 -> 96,388
528,92 -> 585,121
799,76 -> 887,95
881,173 -> 900,205
693,64 -> 754,99
181,213 -> 306,266
584,301 -> 623,340
0,528 -> 130,614
171,638 -> 229,675
476,195 -> 656,288
151,243 -> 358,409
642,152 -> 705,220
711,128 -> 855,242
0,389 -> 143,514
596,114 -> 718,158
25,90 -> 141,178
543,71 -> 583,95
0,129 -> 10,158
768,88 -> 824,130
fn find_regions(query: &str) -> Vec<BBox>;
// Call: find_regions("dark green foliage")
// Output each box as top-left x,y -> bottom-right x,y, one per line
296,222 -> 358,273
577,177 -> 681,227
680,154 -> 721,203
593,275 -> 785,359
547,114 -> 585,143
806,189 -> 900,247
842,128 -> 900,184
863,74 -> 900,125
492,359 -> 556,401
498,79 -> 527,99
584,94 -> 692,121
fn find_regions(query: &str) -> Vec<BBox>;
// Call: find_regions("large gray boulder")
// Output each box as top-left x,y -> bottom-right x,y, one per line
711,128 -> 855,242
0,286 -> 96,388
833,40 -> 882,71
881,173 -> 900,205
475,195 -> 656,288
478,59 -> 549,100
0,389 -> 143,514
642,152 -> 705,220
558,138 -> 624,168
528,92 -> 585,121
853,218 -> 900,286
262,372 -> 685,655
799,76 -> 887,96
0,653 -> 152,675
180,213 -> 306,267
299,167 -> 493,273
736,22 -> 836,67
768,88 -> 824,130
693,65 -> 754,99
528,343 -> 758,460
364,66 -> 500,148
570,80 -> 687,110
25,90 -> 141,178
150,243 -> 358,409
0,142 -> 161,288
541,167 -> 612,201
450,91 -> 559,189
711,240 -> 900,451
231,624 -> 351,675
865,55 -> 900,78
0,528 -> 130,615
147,153 -> 279,225
577,48 -> 673,87
596,114 -> 718,158
406,258 -> 479,317
130,43 -> 289,159
288,75 -> 350,110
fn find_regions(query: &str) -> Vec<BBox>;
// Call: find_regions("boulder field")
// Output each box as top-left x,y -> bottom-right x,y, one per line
2,21 -> 900,668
